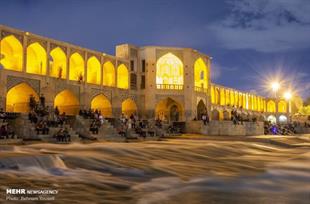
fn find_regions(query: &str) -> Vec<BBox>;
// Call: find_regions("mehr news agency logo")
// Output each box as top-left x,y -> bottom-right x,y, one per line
6,188 -> 58,201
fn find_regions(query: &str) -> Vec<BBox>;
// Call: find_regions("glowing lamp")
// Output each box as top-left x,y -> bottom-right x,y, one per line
271,82 -> 280,92
284,91 -> 292,100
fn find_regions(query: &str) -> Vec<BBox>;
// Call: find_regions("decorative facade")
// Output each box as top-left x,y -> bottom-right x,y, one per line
0,25 -> 289,123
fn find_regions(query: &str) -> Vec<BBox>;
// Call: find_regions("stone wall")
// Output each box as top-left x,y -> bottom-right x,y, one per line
186,120 -> 264,136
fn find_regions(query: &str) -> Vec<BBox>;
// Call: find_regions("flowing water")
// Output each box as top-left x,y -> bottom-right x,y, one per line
0,135 -> 310,204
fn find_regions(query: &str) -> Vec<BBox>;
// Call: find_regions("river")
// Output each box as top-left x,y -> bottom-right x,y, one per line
0,135 -> 310,204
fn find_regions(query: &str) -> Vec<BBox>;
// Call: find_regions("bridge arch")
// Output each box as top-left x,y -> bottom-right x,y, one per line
117,64 -> 129,89
6,82 -> 39,113
0,35 -> 23,71
103,61 -> 115,87
211,109 -> 220,120
87,56 -> 101,84
267,100 -> 276,113
278,100 -> 287,113
121,98 -> 137,117
69,52 -> 84,81
54,90 -> 79,115
90,94 -> 112,117
155,97 -> 183,122
197,99 -> 207,120
26,42 -> 47,75
50,47 -> 67,79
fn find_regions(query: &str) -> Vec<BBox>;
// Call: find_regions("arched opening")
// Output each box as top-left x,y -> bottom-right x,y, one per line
279,115 -> 288,124
211,86 -> 215,104
267,100 -> 276,112
117,64 -> 129,89
103,61 -> 115,87
50,47 -> 67,79
87,56 -> 101,84
90,94 -> 112,117
223,109 -> 231,120
69,53 -> 84,81
278,100 -> 287,113
155,97 -> 183,122
211,109 -> 220,120
54,90 -> 79,115
220,89 -> 225,105
121,98 -> 137,117
215,88 -> 220,105
225,90 -> 230,105
6,83 -> 39,113
26,42 -> 47,75
156,53 -> 183,89
194,58 -> 208,90
0,35 -> 23,71
267,115 -> 277,124
197,100 -> 207,120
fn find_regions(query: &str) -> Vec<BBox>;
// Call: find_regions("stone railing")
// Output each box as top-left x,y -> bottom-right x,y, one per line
194,86 -> 208,93
156,84 -> 183,90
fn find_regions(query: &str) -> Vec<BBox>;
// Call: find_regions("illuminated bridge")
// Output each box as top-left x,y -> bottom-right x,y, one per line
0,25 -> 289,123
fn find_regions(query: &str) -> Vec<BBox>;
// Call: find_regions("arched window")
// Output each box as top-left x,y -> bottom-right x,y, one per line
26,42 -> 47,75
87,56 -> 101,84
278,100 -> 287,113
156,53 -> 183,89
194,58 -> 208,90
267,100 -> 276,112
117,64 -> 129,89
103,61 -> 115,87
50,47 -> 67,79
69,53 -> 84,81
0,35 -> 23,71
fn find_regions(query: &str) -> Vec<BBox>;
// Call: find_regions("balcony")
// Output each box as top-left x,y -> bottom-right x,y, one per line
194,86 -> 208,93
156,84 -> 183,90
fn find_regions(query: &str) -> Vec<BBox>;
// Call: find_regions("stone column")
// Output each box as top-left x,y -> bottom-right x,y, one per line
66,47 -> 70,82
22,35 -> 27,73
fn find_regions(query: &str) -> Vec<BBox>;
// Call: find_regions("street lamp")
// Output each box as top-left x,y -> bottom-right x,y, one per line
284,91 -> 292,100
271,82 -> 280,98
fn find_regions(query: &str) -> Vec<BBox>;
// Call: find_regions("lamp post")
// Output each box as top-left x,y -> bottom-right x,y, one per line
271,82 -> 280,98
284,91 -> 292,114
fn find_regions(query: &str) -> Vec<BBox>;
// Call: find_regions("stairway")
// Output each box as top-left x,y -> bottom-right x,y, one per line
13,114 -> 79,143
72,116 -> 125,142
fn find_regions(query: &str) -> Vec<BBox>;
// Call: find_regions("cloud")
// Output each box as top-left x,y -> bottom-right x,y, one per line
209,0 -> 310,52
210,62 -> 239,80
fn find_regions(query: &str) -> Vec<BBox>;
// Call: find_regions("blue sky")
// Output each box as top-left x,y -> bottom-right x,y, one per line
1,0 -> 309,99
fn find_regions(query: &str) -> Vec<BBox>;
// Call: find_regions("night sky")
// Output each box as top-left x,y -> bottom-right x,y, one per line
1,0 -> 309,99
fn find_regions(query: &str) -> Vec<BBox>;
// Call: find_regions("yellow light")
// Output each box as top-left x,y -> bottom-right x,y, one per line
156,53 -> 183,88
0,35 -> 23,71
87,56 -> 101,84
271,82 -> 280,92
284,91 -> 292,100
117,64 -> 129,89
103,61 -> 115,87
194,58 -> 208,89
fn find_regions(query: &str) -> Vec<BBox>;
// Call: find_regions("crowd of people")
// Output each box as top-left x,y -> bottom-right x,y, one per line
117,113 -> 157,138
27,94 -> 72,142
0,124 -> 15,139
264,121 -> 296,135
0,108 -> 18,139
79,109 -> 105,135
